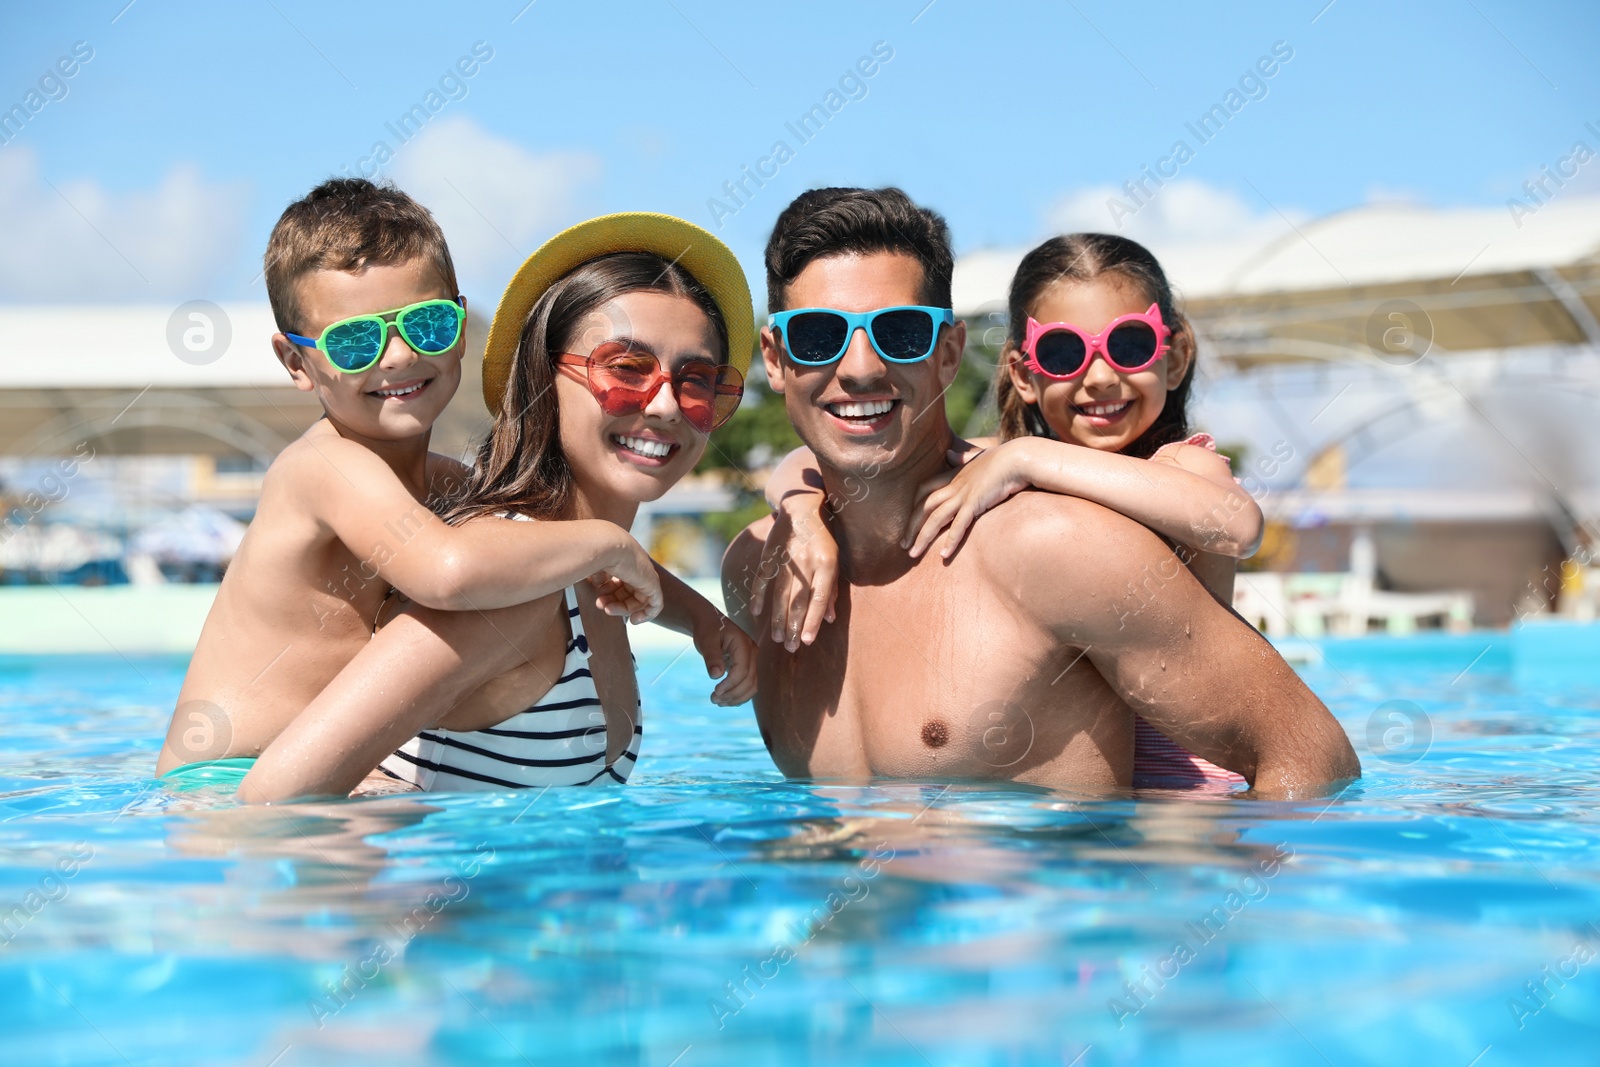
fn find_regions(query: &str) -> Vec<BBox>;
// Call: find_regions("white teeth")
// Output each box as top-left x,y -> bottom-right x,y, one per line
615,434 -> 672,458
1079,400 -> 1130,416
827,399 -> 895,418
373,382 -> 425,398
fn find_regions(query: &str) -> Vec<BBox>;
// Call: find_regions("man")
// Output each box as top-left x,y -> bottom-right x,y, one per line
722,187 -> 1358,797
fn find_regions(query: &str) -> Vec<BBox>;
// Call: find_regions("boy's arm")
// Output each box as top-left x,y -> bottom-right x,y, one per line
285,437 -> 659,616
990,495 -> 1357,797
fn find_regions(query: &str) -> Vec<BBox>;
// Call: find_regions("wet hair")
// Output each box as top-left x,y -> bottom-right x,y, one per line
264,178 -> 459,335
995,233 -> 1195,459
764,187 -> 953,313
444,251 -> 728,523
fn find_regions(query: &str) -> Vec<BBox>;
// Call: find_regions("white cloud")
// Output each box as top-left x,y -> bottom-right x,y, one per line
1049,179 -> 1299,247
0,146 -> 250,302
1048,178 -> 1299,249
1042,179 -> 1320,296
390,116 -> 601,299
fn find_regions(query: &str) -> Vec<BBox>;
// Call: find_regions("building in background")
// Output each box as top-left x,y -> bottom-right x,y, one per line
0,302 -> 493,584
7,196 -> 1599,629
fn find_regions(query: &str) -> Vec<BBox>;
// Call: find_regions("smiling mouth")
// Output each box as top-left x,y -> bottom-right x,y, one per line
368,380 -> 431,400
613,434 -> 676,460
824,399 -> 898,422
1073,399 -> 1131,419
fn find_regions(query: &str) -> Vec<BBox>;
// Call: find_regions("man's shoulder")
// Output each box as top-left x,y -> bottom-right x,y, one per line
723,512 -> 775,564
969,490 -> 1163,564
962,492 -> 1173,626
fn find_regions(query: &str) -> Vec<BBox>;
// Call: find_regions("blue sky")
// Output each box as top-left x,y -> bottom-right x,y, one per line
2,0 -> 1596,308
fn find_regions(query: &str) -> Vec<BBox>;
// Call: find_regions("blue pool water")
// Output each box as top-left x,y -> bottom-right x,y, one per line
1,630 -> 1598,1065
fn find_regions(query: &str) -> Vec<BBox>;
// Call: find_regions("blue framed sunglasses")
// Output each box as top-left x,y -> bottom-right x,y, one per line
768,305 -> 954,366
286,297 -> 466,374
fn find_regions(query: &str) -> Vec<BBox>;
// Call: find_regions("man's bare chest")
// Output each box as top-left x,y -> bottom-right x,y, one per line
756,581 -> 1114,780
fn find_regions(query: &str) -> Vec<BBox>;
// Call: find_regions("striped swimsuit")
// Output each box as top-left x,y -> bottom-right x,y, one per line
1131,717 -> 1245,790
1129,431 -> 1247,791
380,584 -> 641,790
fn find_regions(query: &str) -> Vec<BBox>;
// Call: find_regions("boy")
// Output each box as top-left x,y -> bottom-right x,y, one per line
156,179 -> 739,786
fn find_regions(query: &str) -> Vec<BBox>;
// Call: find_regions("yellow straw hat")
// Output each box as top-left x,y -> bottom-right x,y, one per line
481,212 -> 754,413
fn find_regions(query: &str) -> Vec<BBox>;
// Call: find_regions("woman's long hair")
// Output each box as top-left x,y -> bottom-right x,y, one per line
993,233 -> 1196,459
444,251 -> 729,523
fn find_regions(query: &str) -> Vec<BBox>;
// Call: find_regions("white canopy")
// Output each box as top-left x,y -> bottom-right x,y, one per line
953,194 -> 1600,316
0,303 -> 287,388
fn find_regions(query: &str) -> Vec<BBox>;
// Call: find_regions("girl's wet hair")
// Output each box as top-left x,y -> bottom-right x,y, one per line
994,233 -> 1195,459
444,251 -> 727,523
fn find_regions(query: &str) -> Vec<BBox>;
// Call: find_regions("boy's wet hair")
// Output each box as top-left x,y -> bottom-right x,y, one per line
764,187 -> 953,314
995,233 -> 1195,459
264,178 -> 460,335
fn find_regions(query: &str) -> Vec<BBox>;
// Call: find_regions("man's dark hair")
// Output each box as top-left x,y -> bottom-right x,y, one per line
764,187 -> 953,313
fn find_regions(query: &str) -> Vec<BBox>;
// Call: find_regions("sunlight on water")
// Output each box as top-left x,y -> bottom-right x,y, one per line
0,633 -> 1597,1065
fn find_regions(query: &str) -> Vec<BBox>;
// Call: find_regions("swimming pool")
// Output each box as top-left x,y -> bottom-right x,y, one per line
1,629 -> 1597,1065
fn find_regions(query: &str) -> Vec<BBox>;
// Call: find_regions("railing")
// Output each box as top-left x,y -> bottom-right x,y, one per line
1234,572 -> 1474,638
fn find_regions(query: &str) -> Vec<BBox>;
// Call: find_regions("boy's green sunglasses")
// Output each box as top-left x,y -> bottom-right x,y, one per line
286,297 -> 466,374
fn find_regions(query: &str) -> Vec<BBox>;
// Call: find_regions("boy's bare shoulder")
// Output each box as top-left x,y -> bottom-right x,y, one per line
264,425 -> 386,493
253,429 -> 405,547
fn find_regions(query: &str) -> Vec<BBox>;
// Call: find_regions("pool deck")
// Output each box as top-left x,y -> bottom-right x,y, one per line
0,586 -> 1593,668
0,582 -> 707,656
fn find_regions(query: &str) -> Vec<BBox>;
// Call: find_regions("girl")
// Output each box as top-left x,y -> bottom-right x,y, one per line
240,214 -> 758,801
754,232 -> 1262,788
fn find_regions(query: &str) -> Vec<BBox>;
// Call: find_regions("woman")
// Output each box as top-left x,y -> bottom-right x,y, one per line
239,213 -> 758,802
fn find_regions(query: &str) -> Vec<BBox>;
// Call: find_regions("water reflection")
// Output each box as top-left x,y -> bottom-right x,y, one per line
3,645 -> 1600,1064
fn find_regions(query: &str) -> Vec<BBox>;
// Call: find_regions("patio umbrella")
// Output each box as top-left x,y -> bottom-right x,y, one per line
128,506 -> 246,565
0,522 -> 121,572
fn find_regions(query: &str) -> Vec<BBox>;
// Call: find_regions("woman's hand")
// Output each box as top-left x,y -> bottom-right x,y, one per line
591,539 -> 664,623
691,608 -> 759,705
749,491 -> 839,652
906,440 -> 1035,560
